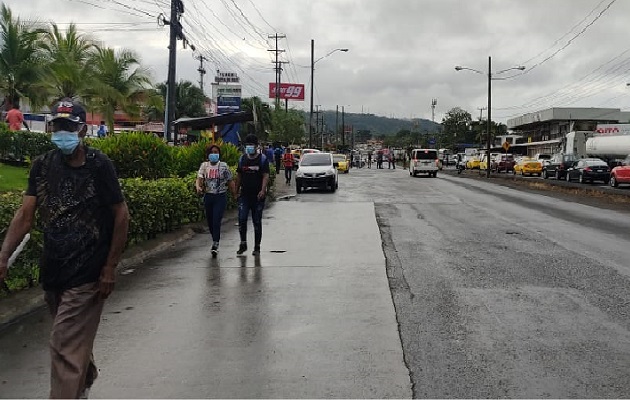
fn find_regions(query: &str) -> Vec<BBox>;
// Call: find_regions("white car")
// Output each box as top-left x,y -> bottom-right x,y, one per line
295,152 -> 339,193
409,148 -> 439,177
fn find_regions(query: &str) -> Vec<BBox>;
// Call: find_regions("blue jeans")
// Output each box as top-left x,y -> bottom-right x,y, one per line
204,193 -> 227,243
238,196 -> 265,247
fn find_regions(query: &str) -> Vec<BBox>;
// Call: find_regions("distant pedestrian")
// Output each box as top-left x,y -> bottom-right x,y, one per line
265,144 -> 274,166
376,151 -> 383,169
367,152 -> 372,169
282,147 -> 295,185
5,103 -> 28,132
196,144 -> 236,257
389,152 -> 395,169
96,120 -> 108,138
235,134 -> 270,256
274,145 -> 283,174
0,98 -> 130,398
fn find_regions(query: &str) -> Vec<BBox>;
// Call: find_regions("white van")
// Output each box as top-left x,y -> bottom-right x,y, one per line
409,148 -> 439,177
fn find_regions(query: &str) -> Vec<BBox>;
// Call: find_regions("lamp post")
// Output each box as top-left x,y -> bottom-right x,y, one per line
455,57 -> 525,178
309,40 -> 349,148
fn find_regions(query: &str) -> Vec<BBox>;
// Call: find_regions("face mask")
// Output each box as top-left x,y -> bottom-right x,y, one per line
245,145 -> 256,155
51,131 -> 80,155
208,153 -> 220,163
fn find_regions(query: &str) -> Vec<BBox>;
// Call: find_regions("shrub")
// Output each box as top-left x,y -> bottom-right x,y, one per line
0,126 -> 55,163
90,132 -> 174,179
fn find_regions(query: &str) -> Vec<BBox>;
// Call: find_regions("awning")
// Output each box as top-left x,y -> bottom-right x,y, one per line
173,112 -> 254,129
511,139 -> 561,147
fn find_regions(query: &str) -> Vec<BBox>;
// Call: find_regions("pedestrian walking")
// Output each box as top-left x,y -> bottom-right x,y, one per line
274,145 -> 283,174
367,152 -> 372,169
196,144 -> 236,258
265,144 -> 274,166
96,120 -> 108,138
376,151 -> 383,169
282,147 -> 295,185
0,98 -> 130,399
235,134 -> 270,256
5,103 -> 29,132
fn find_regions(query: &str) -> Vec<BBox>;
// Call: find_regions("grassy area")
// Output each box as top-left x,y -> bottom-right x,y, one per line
0,163 -> 29,192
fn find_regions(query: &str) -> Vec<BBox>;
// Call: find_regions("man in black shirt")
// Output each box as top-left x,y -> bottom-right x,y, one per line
0,98 -> 130,398
234,134 -> 270,256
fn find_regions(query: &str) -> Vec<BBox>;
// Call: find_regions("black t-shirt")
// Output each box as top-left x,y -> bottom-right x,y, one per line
237,154 -> 270,199
26,147 -> 125,291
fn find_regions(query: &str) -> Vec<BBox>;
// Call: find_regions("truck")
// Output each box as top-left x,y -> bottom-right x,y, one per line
542,131 -> 630,179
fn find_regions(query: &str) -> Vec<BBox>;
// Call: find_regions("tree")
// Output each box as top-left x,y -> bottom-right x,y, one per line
269,108 -> 304,145
241,96 -> 272,139
441,107 -> 472,144
155,80 -> 205,121
41,23 -> 96,100
0,4 -> 47,110
90,47 -> 152,133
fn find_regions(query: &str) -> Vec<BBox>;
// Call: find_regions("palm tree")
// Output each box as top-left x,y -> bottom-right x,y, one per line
0,3 -> 47,110
155,80 -> 206,120
40,23 -> 96,100
90,47 -> 152,133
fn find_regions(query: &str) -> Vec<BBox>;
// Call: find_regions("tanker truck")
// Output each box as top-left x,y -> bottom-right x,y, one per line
564,131 -> 630,165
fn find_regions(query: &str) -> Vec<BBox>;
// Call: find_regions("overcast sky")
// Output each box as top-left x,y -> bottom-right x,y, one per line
7,0 -> 630,123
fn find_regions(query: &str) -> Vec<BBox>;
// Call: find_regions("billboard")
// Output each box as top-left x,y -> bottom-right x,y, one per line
217,96 -> 241,114
268,83 -> 305,100
595,124 -> 630,136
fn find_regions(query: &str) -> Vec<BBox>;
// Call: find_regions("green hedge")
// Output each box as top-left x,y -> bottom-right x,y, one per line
0,126 -> 55,163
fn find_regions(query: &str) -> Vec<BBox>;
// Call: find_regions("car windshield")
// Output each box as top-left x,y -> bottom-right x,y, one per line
301,154 -> 332,166
414,151 -> 437,160
333,155 -> 346,162
585,161 -> 607,167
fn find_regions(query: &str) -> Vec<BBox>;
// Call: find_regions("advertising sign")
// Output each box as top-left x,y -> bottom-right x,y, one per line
595,124 -> 630,136
268,83 -> 305,100
217,96 -> 241,114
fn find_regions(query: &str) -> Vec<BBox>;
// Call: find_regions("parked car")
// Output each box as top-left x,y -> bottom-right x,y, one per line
610,155 -> 630,187
565,158 -> 611,184
332,153 -> 349,173
542,153 -> 576,180
295,152 -> 339,193
492,154 -> 515,173
513,157 -> 542,176
409,148 -> 439,177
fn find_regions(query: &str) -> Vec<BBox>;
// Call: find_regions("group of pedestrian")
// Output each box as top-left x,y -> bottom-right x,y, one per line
372,151 -> 396,169
0,96 -> 273,398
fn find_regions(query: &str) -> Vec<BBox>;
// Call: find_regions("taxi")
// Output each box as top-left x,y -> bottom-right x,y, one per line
466,156 -> 481,170
513,157 -> 542,176
332,153 -> 349,173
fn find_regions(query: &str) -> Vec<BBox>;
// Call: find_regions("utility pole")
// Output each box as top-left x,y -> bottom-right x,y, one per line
431,98 -> 437,123
477,106 -> 487,121
486,56 -> 492,179
335,105 -> 339,145
341,105 -> 345,147
268,33 -> 286,110
163,0 -> 192,144
309,39 -> 314,148
196,54 -> 207,93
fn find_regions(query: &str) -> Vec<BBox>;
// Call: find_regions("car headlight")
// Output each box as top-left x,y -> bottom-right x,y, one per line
326,168 -> 336,175
296,171 -> 304,178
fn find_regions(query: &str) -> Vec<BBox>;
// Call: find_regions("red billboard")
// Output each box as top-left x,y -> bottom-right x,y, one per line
268,83 -> 305,101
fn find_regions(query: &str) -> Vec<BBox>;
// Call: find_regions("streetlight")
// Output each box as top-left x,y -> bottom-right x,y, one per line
455,57 -> 525,178
309,39 -> 349,148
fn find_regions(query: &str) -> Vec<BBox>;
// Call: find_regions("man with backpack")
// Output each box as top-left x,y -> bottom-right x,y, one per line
0,98 -> 130,398
234,134 -> 270,256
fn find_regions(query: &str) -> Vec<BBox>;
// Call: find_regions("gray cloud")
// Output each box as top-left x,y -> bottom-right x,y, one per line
7,0 -> 630,123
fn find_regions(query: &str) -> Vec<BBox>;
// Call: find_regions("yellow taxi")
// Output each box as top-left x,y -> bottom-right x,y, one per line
333,153 -> 349,173
466,156 -> 481,170
513,157 -> 542,176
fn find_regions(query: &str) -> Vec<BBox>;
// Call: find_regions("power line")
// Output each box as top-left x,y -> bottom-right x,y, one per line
506,0 -> 618,79
247,0 -> 276,31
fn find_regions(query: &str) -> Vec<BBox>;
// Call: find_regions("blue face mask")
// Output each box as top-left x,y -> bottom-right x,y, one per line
51,131 -> 80,155
245,145 -> 256,155
208,153 -> 220,163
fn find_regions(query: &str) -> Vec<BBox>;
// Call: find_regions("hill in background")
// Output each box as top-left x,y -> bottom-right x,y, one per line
298,110 -> 441,136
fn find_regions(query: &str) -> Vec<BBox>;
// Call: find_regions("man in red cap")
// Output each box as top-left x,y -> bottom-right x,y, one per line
0,98 -> 130,398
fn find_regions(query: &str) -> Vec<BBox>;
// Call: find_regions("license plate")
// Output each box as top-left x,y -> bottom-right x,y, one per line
597,170 -> 603,172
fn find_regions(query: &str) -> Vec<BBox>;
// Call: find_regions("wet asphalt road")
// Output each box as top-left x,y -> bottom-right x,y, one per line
2,166 -> 630,398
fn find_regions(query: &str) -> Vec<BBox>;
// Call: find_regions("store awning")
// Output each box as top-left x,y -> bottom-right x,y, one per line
173,112 -> 254,130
